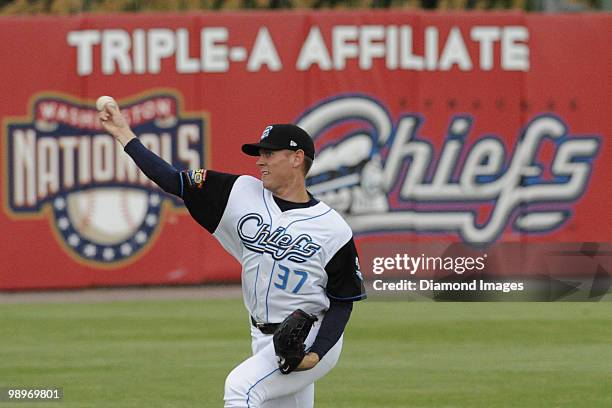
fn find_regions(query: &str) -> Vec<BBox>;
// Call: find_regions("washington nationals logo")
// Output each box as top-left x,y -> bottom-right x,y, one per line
237,213 -> 321,263
298,94 -> 601,244
4,91 -> 208,266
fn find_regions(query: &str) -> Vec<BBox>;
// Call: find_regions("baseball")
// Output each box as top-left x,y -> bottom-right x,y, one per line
96,95 -> 117,111
67,188 -> 148,244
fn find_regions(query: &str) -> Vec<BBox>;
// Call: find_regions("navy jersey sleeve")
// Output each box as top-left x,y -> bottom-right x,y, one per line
309,300 -> 352,359
325,238 -> 367,302
124,138 -> 181,196
180,169 -> 239,234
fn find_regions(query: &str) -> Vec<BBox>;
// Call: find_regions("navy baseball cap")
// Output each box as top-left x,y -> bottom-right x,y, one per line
242,124 -> 315,160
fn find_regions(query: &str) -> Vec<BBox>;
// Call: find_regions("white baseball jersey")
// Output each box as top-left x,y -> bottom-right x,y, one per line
181,170 -> 366,323
122,139 -> 364,408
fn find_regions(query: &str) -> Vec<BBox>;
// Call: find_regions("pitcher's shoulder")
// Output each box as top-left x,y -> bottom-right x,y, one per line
317,202 -> 353,234
234,175 -> 263,190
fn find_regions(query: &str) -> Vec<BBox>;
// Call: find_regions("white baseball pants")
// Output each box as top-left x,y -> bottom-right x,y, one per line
224,318 -> 343,408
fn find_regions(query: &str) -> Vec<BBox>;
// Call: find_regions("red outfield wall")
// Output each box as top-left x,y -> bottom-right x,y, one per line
0,11 -> 610,289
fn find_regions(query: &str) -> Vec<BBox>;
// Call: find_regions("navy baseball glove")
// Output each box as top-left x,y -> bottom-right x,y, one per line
273,309 -> 318,374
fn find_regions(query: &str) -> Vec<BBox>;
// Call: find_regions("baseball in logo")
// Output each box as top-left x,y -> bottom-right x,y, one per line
298,94 -> 601,244
4,91 -> 208,266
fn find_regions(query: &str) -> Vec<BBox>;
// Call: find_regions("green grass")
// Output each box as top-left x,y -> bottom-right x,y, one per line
1,300 -> 611,407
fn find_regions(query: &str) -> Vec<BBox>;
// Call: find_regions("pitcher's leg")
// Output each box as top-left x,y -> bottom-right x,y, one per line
224,337 -> 342,408
261,384 -> 314,408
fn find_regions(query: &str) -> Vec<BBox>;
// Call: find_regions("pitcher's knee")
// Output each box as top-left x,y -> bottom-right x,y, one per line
224,370 -> 263,408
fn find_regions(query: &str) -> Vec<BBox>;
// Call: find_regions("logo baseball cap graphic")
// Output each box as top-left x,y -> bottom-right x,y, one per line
242,124 -> 315,160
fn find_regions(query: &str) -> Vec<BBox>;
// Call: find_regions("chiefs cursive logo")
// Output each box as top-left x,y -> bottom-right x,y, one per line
298,94 -> 601,244
237,213 -> 322,263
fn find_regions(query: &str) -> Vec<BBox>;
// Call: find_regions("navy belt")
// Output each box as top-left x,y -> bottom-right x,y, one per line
251,316 -> 280,335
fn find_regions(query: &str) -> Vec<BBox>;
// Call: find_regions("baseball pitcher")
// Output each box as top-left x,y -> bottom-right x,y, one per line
98,101 -> 366,407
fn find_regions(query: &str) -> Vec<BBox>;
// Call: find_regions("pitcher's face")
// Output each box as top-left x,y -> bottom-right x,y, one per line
256,149 -> 296,192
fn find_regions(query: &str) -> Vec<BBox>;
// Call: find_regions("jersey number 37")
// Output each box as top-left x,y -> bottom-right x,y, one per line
274,264 -> 309,294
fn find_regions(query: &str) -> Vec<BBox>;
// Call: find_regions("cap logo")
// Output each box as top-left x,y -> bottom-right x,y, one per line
290,140 -> 297,147
260,126 -> 273,140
